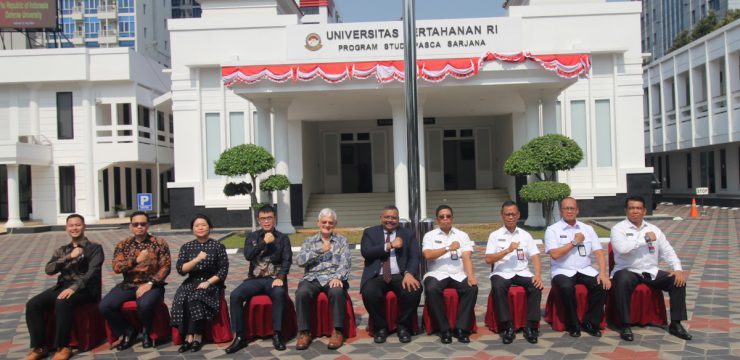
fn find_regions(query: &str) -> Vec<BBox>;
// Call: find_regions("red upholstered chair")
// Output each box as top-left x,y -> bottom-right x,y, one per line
172,292 -> 233,345
544,284 -> 607,331
44,302 -> 106,351
484,286 -> 537,333
366,290 -> 419,336
243,294 -> 298,339
104,300 -> 171,344
310,291 -> 357,339
606,244 -> 668,327
422,288 -> 478,334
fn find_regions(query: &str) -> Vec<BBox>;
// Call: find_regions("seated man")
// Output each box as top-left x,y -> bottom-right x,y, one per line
24,214 -> 104,360
99,211 -> 171,351
422,205 -> 478,344
544,197 -> 610,337
360,205 -> 422,344
226,205 -> 292,353
485,201 -> 543,344
295,208 -> 351,350
610,195 -> 691,341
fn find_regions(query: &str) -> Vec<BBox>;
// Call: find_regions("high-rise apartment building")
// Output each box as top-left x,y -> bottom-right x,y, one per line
641,0 -> 739,61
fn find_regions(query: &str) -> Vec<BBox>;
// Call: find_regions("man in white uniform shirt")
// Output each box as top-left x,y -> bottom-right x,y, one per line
485,201 -> 543,345
610,195 -> 691,342
422,205 -> 478,344
544,197 -> 610,338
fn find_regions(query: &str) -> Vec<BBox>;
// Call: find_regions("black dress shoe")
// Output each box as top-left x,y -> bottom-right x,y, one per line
668,322 -> 692,340
272,332 -> 286,351
116,330 -> 138,351
619,327 -> 634,341
177,341 -> 192,353
501,327 -> 515,344
373,328 -> 388,344
581,322 -> 602,337
440,329 -> 453,344
141,328 -> 154,348
190,341 -> 203,352
224,336 -> 247,354
453,328 -> 470,343
523,327 -> 538,344
568,329 -> 581,337
397,327 -> 412,343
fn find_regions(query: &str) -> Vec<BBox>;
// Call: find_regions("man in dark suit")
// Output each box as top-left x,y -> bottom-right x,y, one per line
360,205 -> 422,344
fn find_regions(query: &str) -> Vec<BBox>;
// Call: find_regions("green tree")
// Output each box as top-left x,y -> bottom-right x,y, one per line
504,134 -> 583,226
214,144 -> 290,231
668,30 -> 691,53
691,11 -> 718,40
718,9 -> 740,27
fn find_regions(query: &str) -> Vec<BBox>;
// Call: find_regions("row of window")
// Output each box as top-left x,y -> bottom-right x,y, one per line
205,112 -> 250,179
555,99 -> 613,168
648,147 -> 737,193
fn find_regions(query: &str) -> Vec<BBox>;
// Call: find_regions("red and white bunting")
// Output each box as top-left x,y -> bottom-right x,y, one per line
222,52 -> 590,86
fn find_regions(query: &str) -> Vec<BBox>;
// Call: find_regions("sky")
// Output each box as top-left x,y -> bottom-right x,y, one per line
332,0 -> 507,23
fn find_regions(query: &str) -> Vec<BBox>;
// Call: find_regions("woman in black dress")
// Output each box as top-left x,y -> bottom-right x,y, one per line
171,214 -> 229,352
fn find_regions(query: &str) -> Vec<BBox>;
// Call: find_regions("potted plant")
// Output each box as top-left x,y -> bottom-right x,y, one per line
113,204 -> 127,218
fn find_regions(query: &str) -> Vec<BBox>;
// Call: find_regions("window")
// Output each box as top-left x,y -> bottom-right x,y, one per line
719,69 -> 725,96
229,112 -> 245,147
136,168 -> 142,195
118,16 -> 134,37
117,0 -> 133,12
59,166 -> 76,213
570,100 -> 588,167
555,101 -> 561,133
114,166 -> 121,206
84,0 -> 98,14
145,169 -> 152,193
84,17 -> 99,38
143,27 -> 147,38
125,167 -> 133,209
56,92 -> 74,140
157,111 -> 165,131
720,148 -> 727,189
595,100 -> 612,167
205,113 -> 221,179
143,3 -> 146,14
169,114 -> 174,134
665,155 -> 671,188
686,153 -> 692,188
138,106 -> 150,127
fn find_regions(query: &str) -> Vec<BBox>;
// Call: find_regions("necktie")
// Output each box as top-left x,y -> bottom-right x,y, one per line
383,232 -> 392,283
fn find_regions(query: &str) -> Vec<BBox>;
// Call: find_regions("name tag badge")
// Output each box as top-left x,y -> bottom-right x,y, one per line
626,232 -> 634,237
516,249 -> 525,260
497,238 -> 506,242
559,235 -> 567,238
577,245 -> 587,257
434,240 -> 442,244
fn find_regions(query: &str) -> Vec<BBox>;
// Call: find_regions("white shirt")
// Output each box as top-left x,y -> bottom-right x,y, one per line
485,226 -> 539,279
379,230 -> 401,275
610,218 -> 682,279
422,227 -> 474,282
544,219 -> 602,279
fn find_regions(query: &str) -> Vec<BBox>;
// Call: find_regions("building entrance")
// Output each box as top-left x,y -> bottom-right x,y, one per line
341,143 -> 373,193
0,165 -> 32,221
443,139 -> 476,190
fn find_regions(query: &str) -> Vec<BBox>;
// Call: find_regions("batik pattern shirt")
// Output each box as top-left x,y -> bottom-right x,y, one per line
112,234 -> 171,289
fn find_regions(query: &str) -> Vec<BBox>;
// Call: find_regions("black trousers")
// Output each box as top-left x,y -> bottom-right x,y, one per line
551,273 -> 607,331
178,301 -> 205,336
361,274 -> 423,332
26,288 -> 95,349
490,275 -> 541,326
612,269 -> 687,326
99,286 -> 165,338
295,279 -> 348,332
229,277 -> 286,336
423,277 -> 478,333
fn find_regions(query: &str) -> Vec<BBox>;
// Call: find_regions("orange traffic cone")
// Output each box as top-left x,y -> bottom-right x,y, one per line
690,198 -> 700,218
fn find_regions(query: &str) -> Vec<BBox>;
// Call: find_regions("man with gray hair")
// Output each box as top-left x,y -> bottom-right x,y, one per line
295,208 -> 352,350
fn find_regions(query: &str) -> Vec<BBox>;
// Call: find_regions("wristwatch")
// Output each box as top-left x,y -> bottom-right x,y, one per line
444,246 -> 450,252
571,239 -> 578,246
147,281 -> 154,286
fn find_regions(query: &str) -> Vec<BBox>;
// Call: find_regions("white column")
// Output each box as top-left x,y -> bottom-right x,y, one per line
27,84 -> 41,141
5,165 -> 23,228
81,84 -> 98,223
272,99 -> 294,233
521,94 -> 546,227
389,97 -> 409,220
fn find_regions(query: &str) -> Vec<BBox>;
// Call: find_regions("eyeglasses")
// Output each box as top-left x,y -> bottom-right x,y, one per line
258,216 -> 275,223
437,214 -> 452,219
131,222 -> 149,228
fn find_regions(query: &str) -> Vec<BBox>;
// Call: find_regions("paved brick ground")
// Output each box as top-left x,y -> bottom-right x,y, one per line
0,204 -> 738,359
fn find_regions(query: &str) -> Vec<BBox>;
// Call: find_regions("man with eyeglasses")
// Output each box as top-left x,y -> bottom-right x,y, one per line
226,205 -> 292,353
610,195 -> 691,342
422,205 -> 478,344
544,197 -> 609,338
360,205 -> 422,344
99,211 -> 171,351
485,201 -> 543,345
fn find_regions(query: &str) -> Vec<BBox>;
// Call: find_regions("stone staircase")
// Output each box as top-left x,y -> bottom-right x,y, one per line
303,189 -> 510,228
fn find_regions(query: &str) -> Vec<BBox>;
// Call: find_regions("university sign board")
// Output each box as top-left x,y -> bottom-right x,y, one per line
0,0 -> 57,29
287,17 -> 522,62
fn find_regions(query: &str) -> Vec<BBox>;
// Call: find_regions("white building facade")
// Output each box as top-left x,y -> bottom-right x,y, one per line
0,47 -> 173,227
643,19 -> 740,206
166,0 -> 653,231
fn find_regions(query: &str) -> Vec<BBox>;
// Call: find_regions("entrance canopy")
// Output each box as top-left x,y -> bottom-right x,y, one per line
222,52 -> 591,86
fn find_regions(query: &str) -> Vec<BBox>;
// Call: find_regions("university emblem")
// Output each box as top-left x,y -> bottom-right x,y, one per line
305,33 -> 322,51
